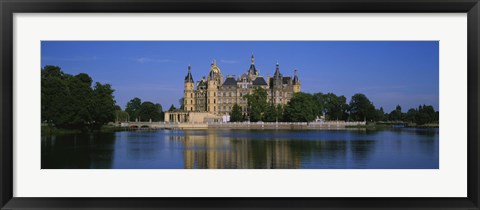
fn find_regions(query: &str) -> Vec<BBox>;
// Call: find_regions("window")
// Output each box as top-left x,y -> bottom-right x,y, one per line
191,93 -> 193,98
214,92 -> 216,97
191,107 -> 193,111
214,99 -> 216,104
191,100 -> 193,104
214,106 -> 216,111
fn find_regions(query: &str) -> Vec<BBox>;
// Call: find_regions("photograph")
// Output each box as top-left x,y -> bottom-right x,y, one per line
40,41 -> 439,169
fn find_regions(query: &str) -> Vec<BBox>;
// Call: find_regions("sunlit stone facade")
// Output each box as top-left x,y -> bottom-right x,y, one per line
183,54 -> 301,117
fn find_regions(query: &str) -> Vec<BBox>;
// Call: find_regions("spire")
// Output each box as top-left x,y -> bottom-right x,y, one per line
184,65 -> 194,83
213,58 -> 216,66
293,68 -> 300,85
248,53 -> 258,76
274,62 -> 281,77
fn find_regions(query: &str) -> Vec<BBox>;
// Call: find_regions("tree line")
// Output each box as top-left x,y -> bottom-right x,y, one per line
124,97 -> 164,122
42,66 -> 117,131
42,65 -> 438,128
229,87 -> 439,125
42,65 -> 169,131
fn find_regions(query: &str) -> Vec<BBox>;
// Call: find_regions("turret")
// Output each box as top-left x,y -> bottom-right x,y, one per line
293,69 -> 301,93
273,62 -> 283,87
184,65 -> 195,111
207,59 -> 222,114
247,53 -> 259,78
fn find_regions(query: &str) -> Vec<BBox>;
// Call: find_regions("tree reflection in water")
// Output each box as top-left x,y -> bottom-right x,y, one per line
41,128 -> 438,169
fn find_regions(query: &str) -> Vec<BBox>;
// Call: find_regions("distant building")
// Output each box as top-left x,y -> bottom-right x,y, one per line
183,54 -> 301,118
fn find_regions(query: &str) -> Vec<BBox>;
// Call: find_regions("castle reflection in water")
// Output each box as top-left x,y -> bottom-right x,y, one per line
42,129 -> 438,169
169,130 -> 303,169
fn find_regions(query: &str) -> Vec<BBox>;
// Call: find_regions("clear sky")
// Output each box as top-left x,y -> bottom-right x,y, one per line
41,41 -> 439,113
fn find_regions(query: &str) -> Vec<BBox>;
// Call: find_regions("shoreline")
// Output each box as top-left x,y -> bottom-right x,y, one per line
42,122 -> 439,135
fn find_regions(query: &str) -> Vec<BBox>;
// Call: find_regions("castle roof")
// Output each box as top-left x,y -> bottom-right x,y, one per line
253,77 -> 268,86
184,65 -> 194,83
248,64 -> 258,75
293,69 -> 300,85
248,53 -> 259,75
223,77 -> 237,86
274,62 -> 281,78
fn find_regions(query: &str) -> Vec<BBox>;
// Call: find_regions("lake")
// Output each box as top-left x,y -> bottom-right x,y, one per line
41,128 -> 439,169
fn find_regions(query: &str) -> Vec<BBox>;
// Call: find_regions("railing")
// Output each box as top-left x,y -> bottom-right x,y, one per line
207,121 -> 366,125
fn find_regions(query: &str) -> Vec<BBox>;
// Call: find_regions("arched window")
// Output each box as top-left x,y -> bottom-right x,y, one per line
214,99 -> 216,104
191,100 -> 193,104
191,93 -> 193,98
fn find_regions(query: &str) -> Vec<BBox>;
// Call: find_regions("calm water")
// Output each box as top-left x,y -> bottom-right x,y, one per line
41,128 -> 439,169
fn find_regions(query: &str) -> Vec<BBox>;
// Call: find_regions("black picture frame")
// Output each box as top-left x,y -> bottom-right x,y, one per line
1,0 -> 479,209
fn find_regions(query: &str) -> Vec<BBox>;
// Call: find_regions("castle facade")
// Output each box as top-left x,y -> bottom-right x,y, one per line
183,54 -> 301,117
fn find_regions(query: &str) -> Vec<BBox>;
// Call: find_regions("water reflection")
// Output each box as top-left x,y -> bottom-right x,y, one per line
41,128 -> 439,169
41,132 -> 116,169
172,130 -> 305,169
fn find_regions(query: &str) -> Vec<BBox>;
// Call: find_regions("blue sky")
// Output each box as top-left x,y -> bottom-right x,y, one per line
41,41 -> 439,113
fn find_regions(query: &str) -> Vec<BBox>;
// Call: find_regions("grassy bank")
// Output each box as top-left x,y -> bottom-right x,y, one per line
346,123 -> 439,129
407,123 -> 439,128
345,124 -> 392,129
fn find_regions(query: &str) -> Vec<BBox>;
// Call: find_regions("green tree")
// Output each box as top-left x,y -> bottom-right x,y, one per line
67,73 -> 94,129
313,92 -> 325,117
374,107 -> 387,121
230,104 -> 243,122
125,97 -> 142,121
263,103 -> 277,122
179,97 -> 185,110
243,87 -> 268,122
155,103 -> 164,121
90,82 -> 116,129
388,105 -> 403,121
41,65 -> 116,131
283,92 -> 318,122
405,108 -> 418,123
42,66 -> 70,126
276,104 -> 284,122
115,110 -> 130,122
416,104 -> 436,125
138,101 -> 162,122
349,93 -> 376,121
168,104 -> 176,112
323,93 -> 348,121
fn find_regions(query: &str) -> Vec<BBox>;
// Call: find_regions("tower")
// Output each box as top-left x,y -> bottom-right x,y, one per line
273,62 -> 282,87
293,69 -> 301,93
207,59 -> 222,114
248,53 -> 259,78
272,62 -> 283,104
184,65 -> 195,112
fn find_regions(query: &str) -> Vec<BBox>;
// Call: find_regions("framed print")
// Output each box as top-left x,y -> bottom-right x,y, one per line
1,0 -> 479,209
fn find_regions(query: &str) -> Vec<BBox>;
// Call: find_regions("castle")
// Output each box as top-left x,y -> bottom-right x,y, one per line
183,54 -> 301,118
